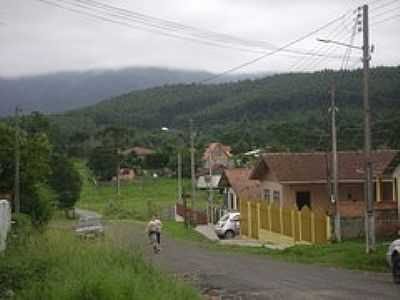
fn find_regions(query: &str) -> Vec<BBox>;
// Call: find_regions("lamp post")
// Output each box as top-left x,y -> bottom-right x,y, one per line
317,4 -> 375,252
161,127 -> 183,202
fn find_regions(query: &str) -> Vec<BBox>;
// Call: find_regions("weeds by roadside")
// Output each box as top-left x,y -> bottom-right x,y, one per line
0,222 -> 200,300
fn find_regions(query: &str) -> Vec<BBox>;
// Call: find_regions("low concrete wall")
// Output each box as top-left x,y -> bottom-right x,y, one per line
341,212 -> 399,239
0,200 -> 11,252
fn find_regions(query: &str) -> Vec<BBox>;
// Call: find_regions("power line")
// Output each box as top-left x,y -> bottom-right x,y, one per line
371,12 -> 400,25
34,0 -> 350,61
199,13 -> 350,83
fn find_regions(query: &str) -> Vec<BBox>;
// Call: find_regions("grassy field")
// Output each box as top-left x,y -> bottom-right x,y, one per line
0,224 -> 200,300
211,239 -> 391,273
75,161 -> 219,220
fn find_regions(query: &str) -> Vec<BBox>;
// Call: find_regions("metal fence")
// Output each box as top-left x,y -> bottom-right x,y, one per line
240,200 -> 331,244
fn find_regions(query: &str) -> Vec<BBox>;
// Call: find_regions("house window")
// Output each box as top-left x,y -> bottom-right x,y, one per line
296,191 -> 311,210
263,189 -> 271,203
273,191 -> 281,204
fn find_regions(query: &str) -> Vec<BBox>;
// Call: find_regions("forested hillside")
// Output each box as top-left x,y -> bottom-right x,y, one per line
0,67 -> 267,116
53,66 -> 400,153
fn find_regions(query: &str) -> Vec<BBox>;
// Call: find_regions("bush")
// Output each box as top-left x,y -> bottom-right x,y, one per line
22,183 -> 56,226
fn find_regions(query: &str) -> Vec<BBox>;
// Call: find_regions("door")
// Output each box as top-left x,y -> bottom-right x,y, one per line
296,191 -> 311,210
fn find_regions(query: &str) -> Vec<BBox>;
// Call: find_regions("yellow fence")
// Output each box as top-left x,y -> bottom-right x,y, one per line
240,200 -> 331,245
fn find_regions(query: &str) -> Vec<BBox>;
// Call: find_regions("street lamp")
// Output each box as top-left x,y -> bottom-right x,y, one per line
161,126 -> 184,202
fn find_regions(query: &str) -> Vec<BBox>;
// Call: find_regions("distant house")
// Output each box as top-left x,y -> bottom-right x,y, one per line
249,150 -> 400,237
218,168 -> 261,211
112,168 -> 135,182
202,143 -> 233,169
122,146 -> 155,159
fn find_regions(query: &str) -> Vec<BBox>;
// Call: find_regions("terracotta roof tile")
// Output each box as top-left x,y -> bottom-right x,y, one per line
251,150 -> 399,182
220,168 -> 261,199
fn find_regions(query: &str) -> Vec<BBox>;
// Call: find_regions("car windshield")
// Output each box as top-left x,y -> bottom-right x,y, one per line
219,214 -> 230,222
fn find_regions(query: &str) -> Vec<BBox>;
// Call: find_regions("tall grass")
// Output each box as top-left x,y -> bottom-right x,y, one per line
2,229 -> 200,300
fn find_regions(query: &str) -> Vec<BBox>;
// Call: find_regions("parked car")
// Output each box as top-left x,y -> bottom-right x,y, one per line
75,215 -> 105,239
386,239 -> 400,284
214,212 -> 240,239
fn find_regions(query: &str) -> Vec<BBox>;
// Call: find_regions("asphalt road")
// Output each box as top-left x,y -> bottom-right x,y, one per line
108,222 -> 399,300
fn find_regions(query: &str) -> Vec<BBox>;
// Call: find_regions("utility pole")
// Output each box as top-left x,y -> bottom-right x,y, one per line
362,4 -> 375,253
116,147 -> 120,196
14,106 -> 21,214
190,119 -> 197,225
208,154 -> 214,224
330,83 -> 341,242
177,145 -> 183,202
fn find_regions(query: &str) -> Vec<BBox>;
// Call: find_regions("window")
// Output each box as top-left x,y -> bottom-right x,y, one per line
273,191 -> 280,203
263,189 -> 271,203
296,191 -> 311,210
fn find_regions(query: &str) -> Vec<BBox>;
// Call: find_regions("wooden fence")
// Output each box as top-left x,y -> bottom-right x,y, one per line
176,203 -> 208,225
240,200 -> 331,244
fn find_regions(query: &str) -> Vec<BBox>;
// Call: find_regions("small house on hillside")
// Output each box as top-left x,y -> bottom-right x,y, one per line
249,150 -> 400,237
219,168 -> 261,211
202,143 -> 233,169
122,146 -> 155,159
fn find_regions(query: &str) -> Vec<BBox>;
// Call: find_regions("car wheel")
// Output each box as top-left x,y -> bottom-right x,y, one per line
224,230 -> 235,239
393,255 -> 400,284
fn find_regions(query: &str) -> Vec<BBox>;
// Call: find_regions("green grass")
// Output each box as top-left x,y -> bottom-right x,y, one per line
75,160 -> 212,220
204,239 -> 390,273
1,226 -> 200,300
163,221 -> 211,243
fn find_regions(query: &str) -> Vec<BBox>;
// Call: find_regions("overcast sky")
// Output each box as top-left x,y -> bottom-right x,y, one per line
0,0 -> 399,78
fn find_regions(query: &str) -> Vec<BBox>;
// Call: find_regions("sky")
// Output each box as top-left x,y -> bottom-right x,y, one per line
0,0 -> 399,78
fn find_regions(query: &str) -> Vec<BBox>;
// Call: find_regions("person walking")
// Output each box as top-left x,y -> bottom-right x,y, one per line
146,216 -> 159,253
154,216 -> 162,248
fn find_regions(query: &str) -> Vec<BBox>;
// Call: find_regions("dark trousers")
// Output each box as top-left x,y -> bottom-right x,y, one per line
156,232 -> 161,244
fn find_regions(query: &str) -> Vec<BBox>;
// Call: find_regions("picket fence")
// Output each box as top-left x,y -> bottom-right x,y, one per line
240,200 -> 331,244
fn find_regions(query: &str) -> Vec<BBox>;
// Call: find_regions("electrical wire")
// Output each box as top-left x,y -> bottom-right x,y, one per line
199,13 -> 350,83
34,0 -> 350,60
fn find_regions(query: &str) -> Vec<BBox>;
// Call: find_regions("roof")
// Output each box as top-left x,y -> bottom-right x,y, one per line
122,146 -> 155,156
197,164 -> 227,176
250,150 -> 400,182
202,143 -> 232,160
219,168 -> 261,199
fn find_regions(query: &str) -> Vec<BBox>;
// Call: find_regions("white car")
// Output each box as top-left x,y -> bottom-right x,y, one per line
214,212 -> 240,239
75,216 -> 105,239
386,239 -> 400,284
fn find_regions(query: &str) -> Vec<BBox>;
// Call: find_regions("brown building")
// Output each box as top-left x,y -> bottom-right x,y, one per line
219,168 -> 261,211
249,150 -> 400,237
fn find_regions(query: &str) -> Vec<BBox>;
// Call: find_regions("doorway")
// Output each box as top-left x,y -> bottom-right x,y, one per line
296,191 -> 311,210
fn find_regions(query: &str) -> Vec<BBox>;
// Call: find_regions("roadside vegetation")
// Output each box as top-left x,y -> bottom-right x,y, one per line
0,217 -> 200,300
76,160 -> 218,220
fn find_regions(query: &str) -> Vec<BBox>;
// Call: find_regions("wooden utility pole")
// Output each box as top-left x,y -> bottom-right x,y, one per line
116,148 -> 121,196
14,106 -> 21,214
362,4 -> 375,253
189,119 -> 197,225
330,83 -> 341,242
177,148 -> 183,202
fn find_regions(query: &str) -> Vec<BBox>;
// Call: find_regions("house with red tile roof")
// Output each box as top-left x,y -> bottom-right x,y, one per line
202,143 -> 233,169
219,168 -> 261,211
249,150 -> 400,237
